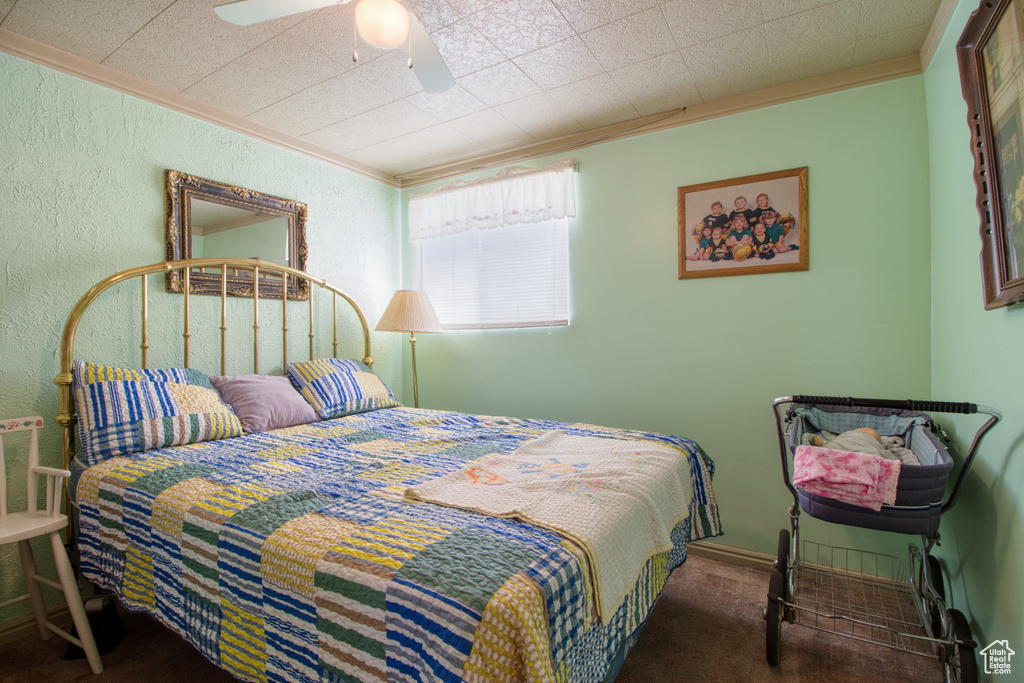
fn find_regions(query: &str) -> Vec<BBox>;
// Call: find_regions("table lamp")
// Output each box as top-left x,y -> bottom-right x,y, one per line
375,290 -> 442,408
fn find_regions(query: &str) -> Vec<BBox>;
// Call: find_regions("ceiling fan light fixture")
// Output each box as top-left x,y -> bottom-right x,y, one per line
354,0 -> 410,49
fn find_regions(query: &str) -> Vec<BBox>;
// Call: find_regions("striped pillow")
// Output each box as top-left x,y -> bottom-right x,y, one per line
286,358 -> 399,419
73,360 -> 243,466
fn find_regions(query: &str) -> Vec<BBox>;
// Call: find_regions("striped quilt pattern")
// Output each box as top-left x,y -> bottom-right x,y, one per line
76,408 -> 720,683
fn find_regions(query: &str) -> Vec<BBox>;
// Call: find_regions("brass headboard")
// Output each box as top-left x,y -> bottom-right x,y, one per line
53,258 -> 373,471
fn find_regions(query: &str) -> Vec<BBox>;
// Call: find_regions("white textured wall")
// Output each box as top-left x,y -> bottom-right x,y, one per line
0,51 -> 401,622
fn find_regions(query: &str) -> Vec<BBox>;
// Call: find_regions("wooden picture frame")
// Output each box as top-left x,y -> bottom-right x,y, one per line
165,170 -> 309,301
958,0 -> 1024,309
678,167 -> 808,280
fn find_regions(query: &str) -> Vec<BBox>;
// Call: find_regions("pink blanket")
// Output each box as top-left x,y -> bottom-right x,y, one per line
793,445 -> 901,511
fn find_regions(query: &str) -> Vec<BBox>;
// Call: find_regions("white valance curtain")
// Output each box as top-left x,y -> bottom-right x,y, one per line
408,157 -> 578,240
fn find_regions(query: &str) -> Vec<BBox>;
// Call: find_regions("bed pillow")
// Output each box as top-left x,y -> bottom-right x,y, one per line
210,374 -> 320,433
286,358 -> 399,419
73,360 -> 243,466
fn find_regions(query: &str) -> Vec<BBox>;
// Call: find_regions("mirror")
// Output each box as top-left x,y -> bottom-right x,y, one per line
165,170 -> 308,300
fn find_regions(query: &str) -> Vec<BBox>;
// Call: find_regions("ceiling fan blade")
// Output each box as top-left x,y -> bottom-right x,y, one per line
214,0 -> 349,26
408,11 -> 455,94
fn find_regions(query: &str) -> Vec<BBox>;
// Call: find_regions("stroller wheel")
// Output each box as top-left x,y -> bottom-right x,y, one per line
925,555 -> 945,638
941,609 -> 977,683
766,569 -> 784,666
775,528 -> 790,581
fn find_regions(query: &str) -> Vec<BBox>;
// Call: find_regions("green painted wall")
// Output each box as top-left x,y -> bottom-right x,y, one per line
201,217 -> 289,264
925,0 -> 1024,658
402,77 -> 935,558
0,52 -> 401,623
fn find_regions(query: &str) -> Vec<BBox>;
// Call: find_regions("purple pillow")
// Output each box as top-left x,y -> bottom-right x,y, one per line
210,374 -> 320,433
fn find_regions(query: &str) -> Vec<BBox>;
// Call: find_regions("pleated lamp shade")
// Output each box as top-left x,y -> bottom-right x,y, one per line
375,290 -> 443,333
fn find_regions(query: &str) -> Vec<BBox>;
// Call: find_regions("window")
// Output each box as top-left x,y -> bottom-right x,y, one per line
409,158 -> 576,330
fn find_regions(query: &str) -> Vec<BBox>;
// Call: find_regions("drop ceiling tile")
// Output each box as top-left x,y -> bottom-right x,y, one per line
457,61 -> 542,106
660,0 -> 764,50
681,26 -> 772,102
428,18 -> 507,78
183,34 -> 345,116
852,22 -> 930,67
287,7 -> 379,67
550,0 -> 664,34
0,1 -> 14,23
468,0 -> 575,59
581,7 -> 678,72
249,71 -> 398,137
298,125 -> 363,156
351,49 -> 425,98
513,36 -> 604,90
759,0 -> 841,23
316,99 -> 438,149
609,51 -> 702,116
3,0 -> 173,63
494,92 -> 585,139
546,73 -> 640,130
347,123 -> 487,174
449,109 -> 535,149
406,85 -> 488,122
765,1 -> 860,86
403,0 -> 463,32
858,0 -> 942,39
103,0 -> 304,93
446,0 -> 503,17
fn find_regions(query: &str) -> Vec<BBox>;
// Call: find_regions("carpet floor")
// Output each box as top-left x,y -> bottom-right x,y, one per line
0,554 -> 943,682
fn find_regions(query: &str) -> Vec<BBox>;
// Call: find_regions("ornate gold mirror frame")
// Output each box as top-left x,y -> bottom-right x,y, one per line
165,170 -> 309,300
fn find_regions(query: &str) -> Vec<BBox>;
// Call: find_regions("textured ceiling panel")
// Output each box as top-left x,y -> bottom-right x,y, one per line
183,33 -> 346,116
448,108 -> 534,150
581,7 -> 678,72
4,0 -> 171,63
858,0 -> 942,38
512,36 -> 604,91
0,0 -> 942,179
609,51 -> 702,117
551,0 -> 664,34
682,26 -> 774,102
852,23 -> 931,67
458,61 -> 542,107
469,0 -> 575,59
102,0 -> 301,93
660,0 -> 764,51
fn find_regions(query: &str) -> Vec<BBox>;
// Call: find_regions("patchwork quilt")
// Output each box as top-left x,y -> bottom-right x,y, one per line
76,408 -> 720,683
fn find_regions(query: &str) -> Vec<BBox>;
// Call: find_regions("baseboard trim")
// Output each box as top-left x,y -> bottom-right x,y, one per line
687,541 -> 774,571
0,602 -> 71,648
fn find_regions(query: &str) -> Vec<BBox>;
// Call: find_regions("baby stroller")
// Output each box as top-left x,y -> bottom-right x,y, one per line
766,396 -> 1001,682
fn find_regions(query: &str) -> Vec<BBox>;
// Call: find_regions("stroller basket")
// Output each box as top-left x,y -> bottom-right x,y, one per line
787,404 -> 952,535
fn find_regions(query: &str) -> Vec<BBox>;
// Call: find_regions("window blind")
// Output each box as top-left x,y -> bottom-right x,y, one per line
409,158 -> 576,330
417,218 -> 569,329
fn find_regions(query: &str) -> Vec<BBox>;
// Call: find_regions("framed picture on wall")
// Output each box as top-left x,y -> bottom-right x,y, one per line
958,0 -> 1024,309
677,167 -> 809,280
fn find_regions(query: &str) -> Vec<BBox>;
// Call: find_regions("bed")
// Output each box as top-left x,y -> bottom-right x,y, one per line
55,259 -> 721,683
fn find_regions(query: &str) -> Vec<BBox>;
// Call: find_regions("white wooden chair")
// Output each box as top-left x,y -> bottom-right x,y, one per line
0,416 -> 103,674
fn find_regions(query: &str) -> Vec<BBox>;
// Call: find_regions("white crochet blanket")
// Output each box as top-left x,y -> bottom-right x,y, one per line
405,430 -> 694,624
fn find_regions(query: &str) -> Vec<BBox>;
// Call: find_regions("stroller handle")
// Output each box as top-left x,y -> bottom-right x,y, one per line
780,395 -> 990,415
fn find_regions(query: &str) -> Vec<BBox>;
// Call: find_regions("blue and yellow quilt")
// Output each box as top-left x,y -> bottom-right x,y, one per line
76,407 -> 720,683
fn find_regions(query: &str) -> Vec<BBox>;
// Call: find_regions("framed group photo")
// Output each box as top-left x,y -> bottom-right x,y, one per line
678,167 -> 809,280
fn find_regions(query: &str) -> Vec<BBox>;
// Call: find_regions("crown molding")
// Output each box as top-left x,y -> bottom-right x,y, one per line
0,28 -> 398,188
921,0 -> 960,70
397,54 -> 923,187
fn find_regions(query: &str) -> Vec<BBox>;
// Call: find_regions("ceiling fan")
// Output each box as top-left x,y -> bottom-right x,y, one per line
213,0 -> 456,93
